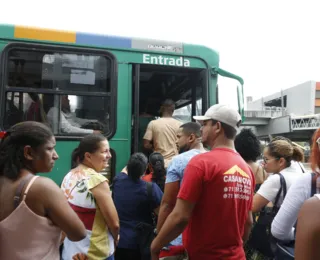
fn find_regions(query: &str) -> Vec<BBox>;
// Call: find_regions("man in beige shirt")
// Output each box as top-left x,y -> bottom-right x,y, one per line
143,99 -> 182,168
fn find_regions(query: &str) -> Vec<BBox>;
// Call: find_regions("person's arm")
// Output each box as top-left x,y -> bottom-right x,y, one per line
150,182 -> 164,216
151,162 -> 203,259
143,121 -> 154,151
36,177 -> 86,241
243,211 -> 253,242
253,174 -> 280,213
48,107 -> 94,134
70,113 -> 98,125
295,197 -> 320,260
253,194 -> 271,213
156,158 -> 181,231
156,182 -> 180,231
90,181 -> 120,243
271,174 -> 310,241
121,166 -> 128,175
151,198 -> 194,260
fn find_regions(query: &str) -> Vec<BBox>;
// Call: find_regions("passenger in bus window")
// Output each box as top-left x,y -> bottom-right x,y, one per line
46,95 -> 101,135
0,121 -> 86,260
143,99 -> 182,168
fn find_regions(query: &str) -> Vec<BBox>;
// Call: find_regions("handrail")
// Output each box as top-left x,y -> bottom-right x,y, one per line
244,110 -> 287,118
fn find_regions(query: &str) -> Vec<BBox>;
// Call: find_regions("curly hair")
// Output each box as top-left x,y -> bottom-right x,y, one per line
235,128 -> 261,162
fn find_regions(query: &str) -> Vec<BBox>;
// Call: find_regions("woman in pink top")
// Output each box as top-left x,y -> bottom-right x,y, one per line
0,121 -> 86,260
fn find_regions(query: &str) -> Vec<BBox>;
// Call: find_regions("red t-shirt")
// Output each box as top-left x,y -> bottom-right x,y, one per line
178,148 -> 254,260
142,173 -> 153,182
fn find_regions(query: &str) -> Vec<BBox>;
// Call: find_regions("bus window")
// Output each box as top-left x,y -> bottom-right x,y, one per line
173,99 -> 202,123
2,46 -> 115,137
217,77 -> 240,110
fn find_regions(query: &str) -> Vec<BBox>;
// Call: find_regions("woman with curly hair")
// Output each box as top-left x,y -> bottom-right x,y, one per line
235,128 -> 269,191
235,128 -> 270,260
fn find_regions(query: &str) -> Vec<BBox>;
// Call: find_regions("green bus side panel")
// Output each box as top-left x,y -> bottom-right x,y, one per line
0,36 -> 224,185
0,25 -> 14,39
183,44 -> 220,68
184,44 -> 220,106
111,63 -> 132,173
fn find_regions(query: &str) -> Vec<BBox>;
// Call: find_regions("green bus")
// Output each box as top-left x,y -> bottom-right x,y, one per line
0,24 -> 244,185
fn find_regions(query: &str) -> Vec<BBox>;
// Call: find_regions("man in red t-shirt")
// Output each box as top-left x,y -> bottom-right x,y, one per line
151,104 -> 254,260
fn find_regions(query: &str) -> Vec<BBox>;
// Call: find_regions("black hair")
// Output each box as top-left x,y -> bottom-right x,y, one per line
162,99 -> 175,107
235,128 -> 261,162
71,134 -> 106,169
149,152 -> 166,191
211,119 -> 237,139
180,122 -> 201,138
127,153 -> 148,182
0,121 -> 54,180
161,99 -> 175,114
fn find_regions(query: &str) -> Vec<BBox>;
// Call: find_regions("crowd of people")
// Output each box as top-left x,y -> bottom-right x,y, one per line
0,102 -> 320,260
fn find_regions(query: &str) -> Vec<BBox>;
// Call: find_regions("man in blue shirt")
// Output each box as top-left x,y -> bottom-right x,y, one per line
156,122 -> 207,246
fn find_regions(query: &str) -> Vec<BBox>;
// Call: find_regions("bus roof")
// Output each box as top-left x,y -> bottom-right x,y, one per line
0,24 -> 220,68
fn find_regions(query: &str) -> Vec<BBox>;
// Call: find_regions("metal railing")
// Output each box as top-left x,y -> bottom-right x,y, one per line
291,114 -> 320,130
244,110 -> 286,118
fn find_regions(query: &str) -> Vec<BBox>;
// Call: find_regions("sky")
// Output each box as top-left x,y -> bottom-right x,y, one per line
1,0 -> 319,106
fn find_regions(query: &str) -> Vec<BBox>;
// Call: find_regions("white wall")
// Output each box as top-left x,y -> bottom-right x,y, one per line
247,81 -> 316,115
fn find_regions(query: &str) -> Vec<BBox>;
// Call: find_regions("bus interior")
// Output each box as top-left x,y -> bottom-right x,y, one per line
131,64 -> 208,154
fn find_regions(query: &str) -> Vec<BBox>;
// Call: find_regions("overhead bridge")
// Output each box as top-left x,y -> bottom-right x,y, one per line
291,114 -> 320,130
242,110 -> 284,126
242,110 -> 320,142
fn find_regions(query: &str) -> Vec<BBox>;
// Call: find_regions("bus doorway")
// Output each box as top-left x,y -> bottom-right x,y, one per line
131,64 -> 208,155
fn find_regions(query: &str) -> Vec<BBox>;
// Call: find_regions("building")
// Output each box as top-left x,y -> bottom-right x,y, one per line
247,81 -> 319,115
244,81 -> 320,142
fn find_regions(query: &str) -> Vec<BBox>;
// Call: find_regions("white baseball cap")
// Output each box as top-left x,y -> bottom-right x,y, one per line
193,104 -> 242,130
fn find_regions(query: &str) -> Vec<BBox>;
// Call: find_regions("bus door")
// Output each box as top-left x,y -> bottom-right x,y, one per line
131,63 -> 208,155
132,64 -> 141,154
